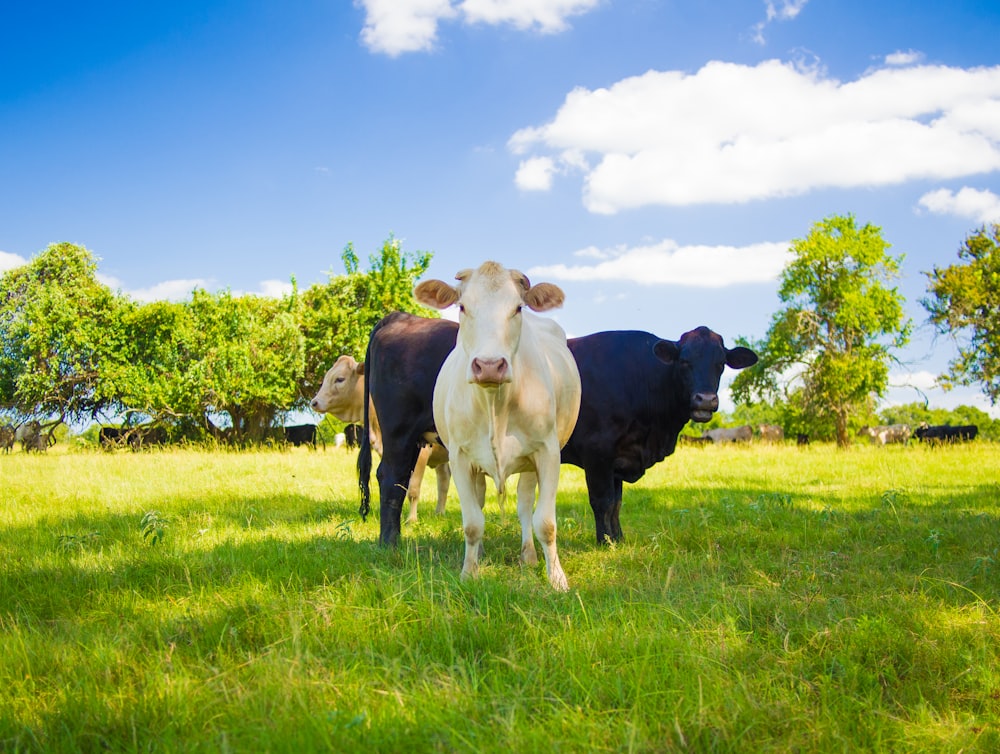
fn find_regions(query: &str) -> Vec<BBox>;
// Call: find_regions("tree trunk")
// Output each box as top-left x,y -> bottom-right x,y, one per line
835,409 -> 850,448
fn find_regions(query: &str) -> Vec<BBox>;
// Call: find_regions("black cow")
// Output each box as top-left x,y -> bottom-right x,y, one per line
358,312 -> 459,546
99,427 -> 131,448
914,424 -> 978,443
1,424 -> 14,454
560,327 -> 757,544
344,423 -> 363,449
284,423 -> 318,448
137,426 -> 168,447
99,425 -> 167,449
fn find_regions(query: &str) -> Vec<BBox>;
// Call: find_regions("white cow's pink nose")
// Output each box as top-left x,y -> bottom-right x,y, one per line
471,357 -> 509,385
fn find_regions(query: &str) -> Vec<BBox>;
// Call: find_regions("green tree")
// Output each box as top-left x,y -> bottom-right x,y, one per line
185,289 -> 305,443
731,214 -> 911,447
922,223 -> 1000,405
0,243 -> 124,426
102,299 -> 198,425
298,235 -> 436,397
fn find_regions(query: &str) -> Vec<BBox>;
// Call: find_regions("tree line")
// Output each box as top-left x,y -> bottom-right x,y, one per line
0,237 -> 436,444
3,217 -> 998,447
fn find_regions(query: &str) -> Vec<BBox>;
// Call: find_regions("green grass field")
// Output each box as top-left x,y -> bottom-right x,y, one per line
1,441 -> 998,752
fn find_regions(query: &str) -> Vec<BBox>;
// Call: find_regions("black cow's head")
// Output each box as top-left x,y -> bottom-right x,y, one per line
652,326 -> 758,423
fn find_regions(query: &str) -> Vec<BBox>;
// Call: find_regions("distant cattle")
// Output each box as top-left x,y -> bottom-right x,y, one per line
797,433 -> 811,446
703,425 -> 753,444
680,434 -> 713,446
310,354 -> 450,523
758,424 -> 784,442
561,326 -> 757,544
415,261 -> 581,590
100,425 -> 167,450
914,424 -> 978,443
15,421 -> 49,452
344,423 -> 363,449
1,424 -> 14,453
283,424 -> 319,448
358,313 -> 460,546
858,424 -> 911,445
99,427 -> 130,448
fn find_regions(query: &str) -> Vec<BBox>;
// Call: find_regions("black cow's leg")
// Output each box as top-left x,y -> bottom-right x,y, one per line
584,466 -> 617,545
376,460 -> 405,546
376,441 -> 421,546
607,476 -> 624,542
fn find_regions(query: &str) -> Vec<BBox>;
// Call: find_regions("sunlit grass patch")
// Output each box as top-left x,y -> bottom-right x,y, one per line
1,442 -> 998,751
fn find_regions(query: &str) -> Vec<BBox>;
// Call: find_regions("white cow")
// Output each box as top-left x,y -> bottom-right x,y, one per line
415,261 -> 582,591
858,424 -> 911,445
310,355 -> 451,523
703,425 -> 753,444
758,424 -> 784,443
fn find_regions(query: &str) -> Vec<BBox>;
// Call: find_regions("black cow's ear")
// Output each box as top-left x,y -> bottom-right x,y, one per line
652,340 -> 679,364
726,346 -> 758,369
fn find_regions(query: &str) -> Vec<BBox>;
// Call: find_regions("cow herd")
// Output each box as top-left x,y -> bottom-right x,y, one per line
0,421 -> 52,453
313,260 -> 759,589
306,261 -> 986,589
857,423 -> 980,445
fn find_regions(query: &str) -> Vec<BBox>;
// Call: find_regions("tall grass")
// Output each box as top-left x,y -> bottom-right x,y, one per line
1,442 -> 998,752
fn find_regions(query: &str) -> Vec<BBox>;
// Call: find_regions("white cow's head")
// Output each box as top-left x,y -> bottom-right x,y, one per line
310,355 -> 365,420
414,261 -> 565,386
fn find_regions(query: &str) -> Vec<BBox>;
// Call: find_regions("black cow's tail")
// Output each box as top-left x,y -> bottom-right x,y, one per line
357,330 -> 375,522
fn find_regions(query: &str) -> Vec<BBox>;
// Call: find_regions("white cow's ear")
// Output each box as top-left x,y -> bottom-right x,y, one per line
414,279 -> 460,309
355,361 -> 366,376
652,340 -> 680,364
523,282 -> 565,312
509,270 -> 531,294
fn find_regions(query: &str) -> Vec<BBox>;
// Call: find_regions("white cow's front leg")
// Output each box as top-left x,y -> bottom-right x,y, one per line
533,445 -> 568,591
516,472 -> 538,566
452,454 -> 487,580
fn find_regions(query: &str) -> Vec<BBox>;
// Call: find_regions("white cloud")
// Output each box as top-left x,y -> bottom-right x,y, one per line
766,0 -> 808,21
885,49 -> 923,66
515,156 -> 557,190
918,187 -> 1000,224
509,60 -> 1000,213
0,251 -> 27,273
358,0 -> 456,56
98,275 -> 295,302
890,369 -> 939,391
99,273 -> 205,302
528,239 -> 791,287
356,0 -> 600,55
461,0 -> 601,32
255,279 -> 295,298
752,0 -> 809,45
885,370 -> 1000,418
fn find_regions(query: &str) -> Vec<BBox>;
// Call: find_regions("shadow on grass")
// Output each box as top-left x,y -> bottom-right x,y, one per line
3,479 -> 998,621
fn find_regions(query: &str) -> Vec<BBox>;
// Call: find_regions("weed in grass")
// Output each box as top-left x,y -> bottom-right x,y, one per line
140,510 -> 168,545
55,531 -> 101,553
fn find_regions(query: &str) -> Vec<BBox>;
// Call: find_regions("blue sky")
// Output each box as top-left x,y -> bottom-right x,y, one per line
2,0 -> 999,416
